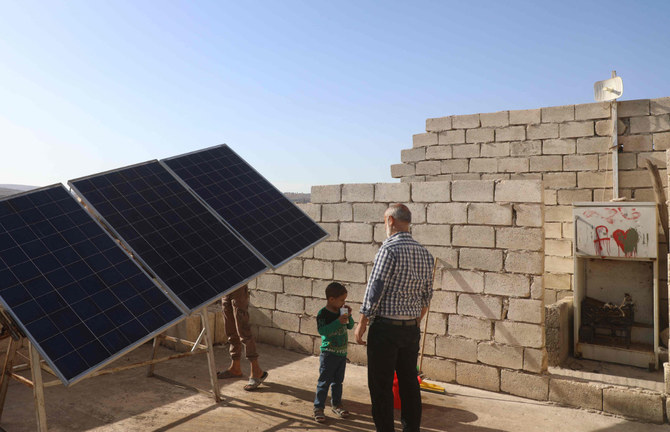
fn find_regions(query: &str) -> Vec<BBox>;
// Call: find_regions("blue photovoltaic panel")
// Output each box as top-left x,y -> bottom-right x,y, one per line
162,145 -> 328,267
69,161 -> 268,312
0,185 -> 184,386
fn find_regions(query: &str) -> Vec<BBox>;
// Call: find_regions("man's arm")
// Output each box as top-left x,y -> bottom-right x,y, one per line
354,315 -> 369,345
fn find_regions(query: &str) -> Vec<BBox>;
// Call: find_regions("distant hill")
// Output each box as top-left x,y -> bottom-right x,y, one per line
284,192 -> 310,203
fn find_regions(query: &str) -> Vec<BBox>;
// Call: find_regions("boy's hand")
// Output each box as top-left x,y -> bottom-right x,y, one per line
345,305 -> 352,315
338,314 -> 349,324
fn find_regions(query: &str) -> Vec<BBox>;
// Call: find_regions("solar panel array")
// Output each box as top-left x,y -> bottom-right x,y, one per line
162,145 -> 328,267
0,185 -> 183,385
69,161 -> 269,312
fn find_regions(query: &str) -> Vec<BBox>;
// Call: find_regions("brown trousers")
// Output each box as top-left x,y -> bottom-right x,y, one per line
221,285 -> 258,361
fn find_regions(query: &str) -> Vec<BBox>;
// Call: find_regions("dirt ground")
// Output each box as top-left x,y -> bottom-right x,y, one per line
2,342 -> 669,432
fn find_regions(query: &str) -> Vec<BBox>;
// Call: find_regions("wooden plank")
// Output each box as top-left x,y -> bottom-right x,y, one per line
29,343 -> 48,432
0,337 -> 18,420
201,310 -> 222,402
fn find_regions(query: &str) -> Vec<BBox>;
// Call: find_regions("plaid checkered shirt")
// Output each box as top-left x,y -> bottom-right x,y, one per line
360,232 -> 434,319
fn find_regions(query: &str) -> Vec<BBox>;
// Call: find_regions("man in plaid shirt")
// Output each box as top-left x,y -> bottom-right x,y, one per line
355,203 -> 434,432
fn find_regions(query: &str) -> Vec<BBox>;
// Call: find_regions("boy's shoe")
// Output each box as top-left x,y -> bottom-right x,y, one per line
313,407 -> 326,423
331,405 -> 350,418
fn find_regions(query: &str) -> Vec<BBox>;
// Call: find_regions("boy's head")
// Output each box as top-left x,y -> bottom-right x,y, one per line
325,282 -> 348,309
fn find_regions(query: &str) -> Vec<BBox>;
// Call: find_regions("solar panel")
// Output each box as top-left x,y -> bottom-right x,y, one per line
0,185 -> 184,386
69,161 -> 268,312
161,145 -> 328,268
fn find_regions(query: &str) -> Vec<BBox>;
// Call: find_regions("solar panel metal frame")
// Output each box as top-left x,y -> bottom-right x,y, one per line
161,144 -> 329,269
68,160 -> 269,314
0,184 -> 185,386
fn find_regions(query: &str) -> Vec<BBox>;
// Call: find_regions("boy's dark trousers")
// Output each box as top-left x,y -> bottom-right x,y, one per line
314,351 -> 347,408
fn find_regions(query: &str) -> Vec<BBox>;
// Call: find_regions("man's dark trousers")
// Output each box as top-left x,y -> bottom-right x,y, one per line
367,320 -> 421,432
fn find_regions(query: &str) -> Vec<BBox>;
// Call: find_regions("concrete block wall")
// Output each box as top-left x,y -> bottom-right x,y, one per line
392,98 -> 670,317
246,180 -> 547,395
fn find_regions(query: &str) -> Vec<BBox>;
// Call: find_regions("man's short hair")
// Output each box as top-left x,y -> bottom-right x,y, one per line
386,203 -> 411,223
325,282 -> 347,299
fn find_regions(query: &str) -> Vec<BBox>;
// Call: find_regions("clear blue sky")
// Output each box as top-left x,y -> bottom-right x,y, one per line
1,1 -> 669,192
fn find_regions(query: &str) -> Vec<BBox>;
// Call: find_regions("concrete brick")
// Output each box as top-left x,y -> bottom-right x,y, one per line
373,223 -> 386,243
620,134 -> 653,152
439,129 -> 466,145
542,105 -> 574,123
513,204 -> 543,227
342,183 -> 375,202
250,289 -> 276,309
296,203 -> 321,222
469,158 -> 497,173
545,239 -> 571,257
322,203 -> 353,222
353,203 -> 387,223
543,172 -> 576,189
556,189 -> 592,205
346,243 -> 379,263
426,116 -> 452,132
283,277 -> 312,297
523,348 -> 547,373
313,242 -> 344,260
563,154 -> 598,171
406,203 -> 426,223
453,143 -> 480,158
505,251 -> 543,275
478,342 -> 523,369
494,321 -> 543,348
542,139 -> 575,155
276,294 -> 305,314
440,269 -> 484,293
436,336 -> 478,362
452,173 -> 482,180
544,189 -> 557,205
653,132 -> 670,150
577,171 -> 612,188
618,99 -> 650,117
510,108 -> 541,125
303,260 -> 333,280
421,357 -> 456,383
441,159 -> 469,173
257,274 -> 283,292
459,248 -> 503,271
345,283 -> 366,303
496,227 -> 543,251
426,312 -> 447,335
449,315 -> 492,340
466,128 -> 494,144
452,180 -> 494,202
411,182 -> 450,202
495,126 -> 525,142
630,114 -> 670,134
530,155 -> 563,172
426,246 -> 458,269
273,310 -> 300,332
319,222 -> 338,241
285,332 -> 314,354
412,224 -> 451,246
545,256 -> 577,273
651,97 -> 670,114
495,180 -> 542,203
481,111 -> 509,127
498,158 -> 529,173
273,260 -> 303,277
575,102 -> 610,120
416,160 -> 442,175
527,124 -> 559,141
508,299 -> 543,323
599,152 -> 636,170
453,225 -> 495,248
375,183 -> 410,202
401,148 -> 425,163
485,273 -> 530,297
468,203 -> 512,225
603,387 -> 664,424
501,370 -> 549,400
453,113 -> 480,129
549,379 -> 603,410
619,169 -> 659,188
595,119 -> 626,136
311,185 -> 341,203
511,173 -> 542,180
430,290 -> 457,314
413,132 -> 439,147
258,326 -> 285,346
456,362 -> 499,392
425,145 -> 453,160
576,136 -> 609,154
544,272 -> 571,290
426,202 -> 467,224
339,223 -> 373,243
482,173 -> 510,180
333,262 -> 366,283
510,140 -> 542,156
559,121 -> 594,138
400,175 -> 426,183
458,294 -> 502,319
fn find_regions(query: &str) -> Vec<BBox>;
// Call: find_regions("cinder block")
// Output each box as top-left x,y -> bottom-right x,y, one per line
303,260 -> 333,280
283,277 -> 312,297
346,243 -> 379,263
620,134 -> 652,152
510,108 -> 541,125
603,387 -> 664,424
452,225 -> 495,248
426,116 -> 452,132
480,142 -> 510,157
375,183 -> 411,202
272,310 -> 300,332
406,203 -> 426,223
353,203 -> 387,222
469,158 -> 497,173
458,294 -> 502,319
345,283 -> 366,303
595,119 -> 626,136
484,272 -> 530,297
495,126 -> 525,142
575,102 -> 610,120
459,248 -> 503,272
576,136 -> 609,154
276,294 -> 305,314
322,203 -> 353,222
333,262 -> 367,283
250,289 -> 276,309
510,140 -> 542,156
421,357 -> 456,382
618,99 -> 650,117
557,189 -> 592,205
439,129 -> 466,145
577,171 -> 612,188
441,159 -> 470,173
543,139 -> 576,155
257,274 -> 283,292
258,326 -> 285,346
411,181 -> 450,202
401,148 -> 426,163
544,189 -> 557,205
563,154 -> 598,171
339,223 -> 373,243
513,204 -> 543,227
541,105 -> 574,123
478,342 -> 523,369
456,362 -> 500,392
545,256 -> 574,273
549,379 -> 603,410
494,321 -> 543,348
544,239 -> 572,257
430,290 -> 457,314
496,227 -> 543,251
416,160 -> 442,175
542,172 -> 576,189
296,203 -> 321,222
507,299 -> 543,323
453,113 -> 480,129
285,332 -> 314,354
426,246 -> 458,269
653,132 -> 670,150
453,143 -> 480,158
523,347 -> 548,373
452,173 -> 482,181
424,145 -> 453,160
619,169 -> 658,188
313,242 -> 345,260
305,298 -> 323,316
426,312 -> 447,335
530,155 -> 563,172
498,158 -> 529,173
426,203 -> 467,224
452,180 -> 494,202
481,111 -> 509,127
436,335 -> 478,362
311,185 -> 341,203
449,315 -> 492,340
411,224 -> 451,246
501,370 -> 549,400
319,222 -> 338,241
466,128 -> 494,143
468,203 -> 513,225
544,272 -> 571,290
505,251 -> 543,275
413,132 -> 439,147
651,97 -> 670,114
342,183 -> 375,202
440,268 -> 484,293
273,260 -> 303,277
630,114 -> 670,134
495,180 -> 542,203
559,121 -> 594,138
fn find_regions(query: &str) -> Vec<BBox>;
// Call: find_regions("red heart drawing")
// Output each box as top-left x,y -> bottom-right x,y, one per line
612,228 -> 639,256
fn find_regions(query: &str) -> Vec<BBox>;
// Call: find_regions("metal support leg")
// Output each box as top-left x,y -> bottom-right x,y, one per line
146,336 -> 161,377
29,343 -> 48,432
0,337 -> 18,421
200,310 -> 222,402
